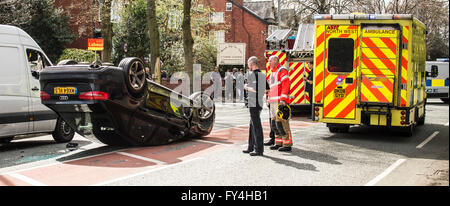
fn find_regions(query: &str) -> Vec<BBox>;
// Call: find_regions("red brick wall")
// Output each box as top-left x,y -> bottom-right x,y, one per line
54,0 -> 99,49
206,0 -> 269,68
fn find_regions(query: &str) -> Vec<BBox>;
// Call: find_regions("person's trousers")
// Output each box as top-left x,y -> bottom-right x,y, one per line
248,107 -> 264,153
269,102 -> 293,147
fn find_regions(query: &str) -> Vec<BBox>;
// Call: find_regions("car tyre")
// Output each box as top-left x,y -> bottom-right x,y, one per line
119,57 -> 147,98
190,92 -> 215,137
57,59 -> 78,65
52,118 -> 75,143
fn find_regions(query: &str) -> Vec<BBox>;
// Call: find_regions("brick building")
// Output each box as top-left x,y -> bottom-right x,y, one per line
204,0 -> 276,68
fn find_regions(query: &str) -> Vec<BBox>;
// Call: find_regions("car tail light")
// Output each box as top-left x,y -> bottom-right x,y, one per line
79,91 -> 109,100
40,92 -> 50,100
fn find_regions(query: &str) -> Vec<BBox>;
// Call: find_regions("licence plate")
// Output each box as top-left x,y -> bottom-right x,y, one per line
334,88 -> 346,98
54,87 -> 77,95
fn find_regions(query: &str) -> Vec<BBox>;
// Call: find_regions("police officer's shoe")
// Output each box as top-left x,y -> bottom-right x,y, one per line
242,149 -> 252,154
270,145 -> 281,150
264,139 -> 274,146
249,152 -> 263,156
278,147 -> 292,152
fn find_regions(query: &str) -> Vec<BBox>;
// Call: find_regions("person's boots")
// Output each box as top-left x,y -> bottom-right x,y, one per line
278,147 -> 292,152
264,138 -> 274,146
270,145 -> 281,150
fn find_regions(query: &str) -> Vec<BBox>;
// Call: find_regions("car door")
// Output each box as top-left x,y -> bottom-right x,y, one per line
25,48 -> 58,133
323,25 -> 359,120
0,45 -> 31,137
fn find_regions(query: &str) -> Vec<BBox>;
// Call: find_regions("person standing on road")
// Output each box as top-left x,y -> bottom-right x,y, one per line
243,56 -> 266,156
236,69 -> 245,102
224,69 -> 234,101
304,66 -> 314,119
267,55 -> 293,152
211,67 -> 222,101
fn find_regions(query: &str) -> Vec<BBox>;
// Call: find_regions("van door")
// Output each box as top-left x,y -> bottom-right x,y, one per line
360,25 -> 399,105
0,45 -> 31,137
323,25 -> 359,119
25,48 -> 57,133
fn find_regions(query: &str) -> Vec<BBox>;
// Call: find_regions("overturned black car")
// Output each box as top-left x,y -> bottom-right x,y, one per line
39,57 -> 215,146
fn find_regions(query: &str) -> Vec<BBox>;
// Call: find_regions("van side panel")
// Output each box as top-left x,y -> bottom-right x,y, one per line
0,45 -> 31,137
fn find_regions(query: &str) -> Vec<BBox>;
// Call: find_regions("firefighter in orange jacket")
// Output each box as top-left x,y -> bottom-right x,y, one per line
267,55 -> 292,152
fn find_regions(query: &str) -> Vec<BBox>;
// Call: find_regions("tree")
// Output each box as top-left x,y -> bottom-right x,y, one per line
112,0 -> 150,65
101,0 -> 113,63
0,0 -> 75,62
147,0 -> 160,73
182,0 -> 194,91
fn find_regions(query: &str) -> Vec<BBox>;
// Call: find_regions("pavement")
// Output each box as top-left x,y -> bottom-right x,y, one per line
0,99 -> 448,186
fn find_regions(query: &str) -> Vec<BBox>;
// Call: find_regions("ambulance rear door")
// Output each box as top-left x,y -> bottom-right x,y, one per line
359,25 -> 400,106
323,25 -> 359,120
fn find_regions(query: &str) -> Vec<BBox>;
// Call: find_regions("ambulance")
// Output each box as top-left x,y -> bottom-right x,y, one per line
312,14 -> 429,136
264,24 -> 315,111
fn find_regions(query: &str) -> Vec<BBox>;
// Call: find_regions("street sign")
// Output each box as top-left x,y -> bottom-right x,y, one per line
217,43 -> 246,66
88,38 -> 104,51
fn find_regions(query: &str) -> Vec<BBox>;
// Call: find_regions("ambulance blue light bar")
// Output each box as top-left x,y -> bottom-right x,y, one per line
313,14 -> 413,20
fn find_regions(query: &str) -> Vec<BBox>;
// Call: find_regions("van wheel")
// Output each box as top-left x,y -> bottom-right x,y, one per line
52,118 -> 75,143
119,57 -> 147,98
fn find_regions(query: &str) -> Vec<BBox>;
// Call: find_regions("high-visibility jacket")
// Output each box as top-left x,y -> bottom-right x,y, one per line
268,63 -> 290,103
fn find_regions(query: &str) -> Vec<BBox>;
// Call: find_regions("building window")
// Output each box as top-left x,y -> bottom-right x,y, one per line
210,30 -> 225,43
226,3 -> 232,11
210,12 -> 224,23
327,38 -> 354,73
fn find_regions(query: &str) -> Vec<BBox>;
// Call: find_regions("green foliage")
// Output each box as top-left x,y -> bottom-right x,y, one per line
0,0 -> 75,63
112,0 -> 150,65
58,48 -> 97,63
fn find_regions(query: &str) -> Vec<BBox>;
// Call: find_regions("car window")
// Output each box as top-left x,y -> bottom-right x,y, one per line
327,38 -> 354,73
0,46 -> 21,85
26,49 -> 51,72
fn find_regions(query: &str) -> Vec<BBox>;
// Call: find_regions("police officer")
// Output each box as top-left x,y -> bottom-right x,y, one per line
267,55 -> 293,152
242,56 -> 266,156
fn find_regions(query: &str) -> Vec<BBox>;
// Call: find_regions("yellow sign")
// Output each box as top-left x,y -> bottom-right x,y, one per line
88,39 -> 104,51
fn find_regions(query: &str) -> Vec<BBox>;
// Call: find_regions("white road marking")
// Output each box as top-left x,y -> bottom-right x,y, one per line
116,152 -> 166,165
416,131 -> 440,149
365,159 -> 406,186
92,157 -> 202,186
192,139 -> 233,146
9,173 -> 47,186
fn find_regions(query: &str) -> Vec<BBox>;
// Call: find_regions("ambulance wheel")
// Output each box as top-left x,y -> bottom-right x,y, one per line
327,124 -> 349,133
402,124 -> 414,137
441,98 -> 449,104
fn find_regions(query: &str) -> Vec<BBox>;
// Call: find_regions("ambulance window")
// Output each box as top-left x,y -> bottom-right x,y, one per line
327,38 -> 354,73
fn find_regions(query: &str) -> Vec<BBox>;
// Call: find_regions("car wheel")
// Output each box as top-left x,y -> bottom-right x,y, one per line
57,59 -> 78,65
190,92 -> 215,136
119,57 -> 147,98
52,118 -> 75,143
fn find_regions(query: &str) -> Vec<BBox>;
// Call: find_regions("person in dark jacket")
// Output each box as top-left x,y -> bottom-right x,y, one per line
243,56 -> 266,156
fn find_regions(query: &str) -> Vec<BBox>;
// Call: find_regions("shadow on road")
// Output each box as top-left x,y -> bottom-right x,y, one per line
323,123 -> 449,161
263,154 -> 318,172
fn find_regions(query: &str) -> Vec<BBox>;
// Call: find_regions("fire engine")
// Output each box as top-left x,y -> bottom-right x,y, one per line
312,14 -> 429,136
264,24 -> 315,111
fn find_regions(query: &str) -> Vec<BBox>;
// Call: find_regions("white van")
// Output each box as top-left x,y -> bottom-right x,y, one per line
0,24 -> 74,143
426,61 -> 449,103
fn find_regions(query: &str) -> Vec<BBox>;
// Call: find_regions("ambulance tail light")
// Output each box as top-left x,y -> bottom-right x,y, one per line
315,107 -> 320,112
401,111 -> 406,115
401,121 -> 406,125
